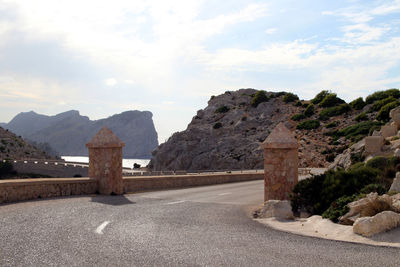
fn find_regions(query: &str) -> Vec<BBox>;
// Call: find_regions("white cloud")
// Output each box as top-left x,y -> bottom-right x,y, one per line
105,78 -> 117,87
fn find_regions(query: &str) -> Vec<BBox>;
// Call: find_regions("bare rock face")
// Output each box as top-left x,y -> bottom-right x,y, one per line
258,200 -> 294,220
390,172 -> 400,193
353,211 -> 400,237
339,193 -> 399,225
150,89 -> 348,171
329,139 -> 365,170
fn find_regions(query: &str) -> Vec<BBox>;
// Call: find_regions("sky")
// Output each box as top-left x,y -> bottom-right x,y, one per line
0,0 -> 399,143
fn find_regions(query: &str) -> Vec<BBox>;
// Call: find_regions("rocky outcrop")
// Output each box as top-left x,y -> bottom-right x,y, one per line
390,173 -> 400,193
150,89 -> 359,171
2,110 -> 158,158
340,192 -> 400,225
0,127 -> 52,159
353,211 -> 400,237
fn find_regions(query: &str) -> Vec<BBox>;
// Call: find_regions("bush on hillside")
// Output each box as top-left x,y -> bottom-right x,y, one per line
304,104 -> 315,117
283,93 -> 299,103
271,92 -> 286,98
355,112 -> 368,122
294,101 -> 303,107
319,104 -> 351,120
377,101 -> 400,121
336,121 -> 382,142
291,166 -> 381,216
215,105 -> 230,113
350,97 -> 366,110
369,97 -> 397,112
311,90 -> 330,105
366,89 -> 400,104
296,120 -> 320,130
251,90 -> 269,107
322,194 -> 360,222
291,114 -> 306,121
213,122 -> 222,129
319,93 -> 346,108
325,121 -> 338,128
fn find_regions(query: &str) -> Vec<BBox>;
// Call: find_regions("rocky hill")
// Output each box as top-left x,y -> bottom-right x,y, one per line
0,127 -> 52,159
2,110 -> 158,158
149,88 -> 399,171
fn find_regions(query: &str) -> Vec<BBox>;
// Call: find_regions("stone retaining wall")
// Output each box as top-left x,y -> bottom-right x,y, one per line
123,172 -> 264,193
0,178 -> 97,204
0,172 -> 264,204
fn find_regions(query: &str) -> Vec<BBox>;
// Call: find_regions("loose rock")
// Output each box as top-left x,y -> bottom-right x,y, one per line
353,211 -> 400,237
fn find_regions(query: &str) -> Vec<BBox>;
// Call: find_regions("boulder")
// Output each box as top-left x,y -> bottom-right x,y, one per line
389,172 -> 400,193
381,125 -> 397,138
394,148 -> 400,157
353,211 -> 400,237
364,136 -> 384,154
390,107 -> 400,129
259,200 -> 294,220
340,193 -> 392,225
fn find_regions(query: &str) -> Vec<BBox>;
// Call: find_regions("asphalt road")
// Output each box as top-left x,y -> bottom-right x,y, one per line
0,180 -> 399,266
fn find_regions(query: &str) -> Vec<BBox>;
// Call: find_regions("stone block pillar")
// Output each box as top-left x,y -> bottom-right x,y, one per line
86,127 -> 125,195
261,122 -> 298,201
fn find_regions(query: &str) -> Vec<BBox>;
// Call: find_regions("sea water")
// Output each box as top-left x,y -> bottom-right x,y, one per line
61,156 -> 150,169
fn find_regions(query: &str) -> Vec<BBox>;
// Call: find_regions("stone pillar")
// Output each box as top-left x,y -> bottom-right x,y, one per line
86,126 -> 125,195
261,122 -> 298,201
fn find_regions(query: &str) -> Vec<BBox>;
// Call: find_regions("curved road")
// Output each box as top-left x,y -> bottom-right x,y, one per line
0,180 -> 398,266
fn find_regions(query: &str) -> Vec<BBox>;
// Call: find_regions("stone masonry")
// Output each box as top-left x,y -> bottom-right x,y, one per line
261,122 -> 298,201
86,127 -> 125,195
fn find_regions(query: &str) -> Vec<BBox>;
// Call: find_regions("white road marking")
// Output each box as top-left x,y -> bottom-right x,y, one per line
217,193 -> 231,196
95,221 -> 110,235
166,200 -> 186,205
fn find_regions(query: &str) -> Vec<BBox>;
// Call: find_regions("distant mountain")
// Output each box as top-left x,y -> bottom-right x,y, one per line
3,110 -> 158,158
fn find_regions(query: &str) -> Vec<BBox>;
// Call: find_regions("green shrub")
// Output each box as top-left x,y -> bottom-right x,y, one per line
319,104 -> 351,120
304,104 -> 315,117
365,156 -> 398,172
350,97 -> 366,110
322,194 -> 360,222
325,121 -> 338,128
251,90 -> 269,107
291,114 -> 306,121
366,89 -> 400,104
337,121 -> 382,142
319,93 -> 346,108
311,90 -> 330,105
291,166 -> 381,215
360,184 -> 387,195
355,112 -> 368,122
377,101 -> 400,121
294,101 -> 303,107
283,93 -> 299,103
215,105 -> 230,113
369,96 -> 397,112
213,122 -> 222,129
271,92 -> 286,98
296,120 -> 320,130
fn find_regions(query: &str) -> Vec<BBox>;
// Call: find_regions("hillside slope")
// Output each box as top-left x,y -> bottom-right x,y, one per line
0,127 -> 52,159
3,110 -> 158,158
149,88 -> 398,171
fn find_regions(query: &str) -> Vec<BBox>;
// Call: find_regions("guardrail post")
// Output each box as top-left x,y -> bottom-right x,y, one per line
261,122 -> 298,201
86,126 -> 125,195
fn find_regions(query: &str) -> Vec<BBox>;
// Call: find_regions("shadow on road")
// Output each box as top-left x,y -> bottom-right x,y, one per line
90,195 -> 135,206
